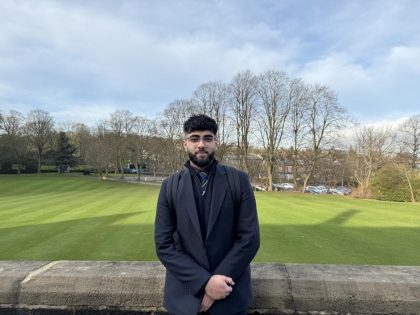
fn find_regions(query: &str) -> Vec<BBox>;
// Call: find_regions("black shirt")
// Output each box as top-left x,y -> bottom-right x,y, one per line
185,159 -> 218,241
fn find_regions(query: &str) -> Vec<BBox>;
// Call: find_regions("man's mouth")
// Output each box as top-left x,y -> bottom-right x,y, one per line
196,151 -> 208,157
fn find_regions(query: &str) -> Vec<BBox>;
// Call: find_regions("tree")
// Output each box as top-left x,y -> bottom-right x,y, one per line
132,116 -> 155,180
256,70 -> 291,190
352,126 -> 396,198
70,123 -> 91,164
229,70 -> 258,172
302,85 -> 348,191
85,122 -> 113,177
399,114 -> 420,169
158,99 -> 198,172
0,110 -> 30,174
288,80 -> 309,189
394,114 -> 420,202
25,109 -> 54,175
192,81 -> 233,162
371,163 -> 420,202
54,131 -> 77,173
107,110 -> 135,178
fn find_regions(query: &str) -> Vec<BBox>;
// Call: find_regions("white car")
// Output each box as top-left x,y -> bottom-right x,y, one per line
255,185 -> 267,191
279,183 -> 294,189
273,183 -> 294,191
328,188 -> 344,195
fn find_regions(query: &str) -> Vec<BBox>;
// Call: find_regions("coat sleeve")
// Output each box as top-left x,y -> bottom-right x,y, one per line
154,178 -> 211,295
212,171 -> 260,280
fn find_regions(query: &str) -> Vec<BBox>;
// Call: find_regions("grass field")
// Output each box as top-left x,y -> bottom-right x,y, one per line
1,174 -> 419,265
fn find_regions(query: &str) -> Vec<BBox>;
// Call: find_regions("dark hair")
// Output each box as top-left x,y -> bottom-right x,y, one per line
183,114 -> 218,135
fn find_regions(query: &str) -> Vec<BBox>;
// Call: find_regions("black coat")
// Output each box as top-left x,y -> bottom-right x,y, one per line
155,164 -> 260,315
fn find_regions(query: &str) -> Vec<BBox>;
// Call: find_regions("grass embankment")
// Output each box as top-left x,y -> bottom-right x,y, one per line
0,174 -> 419,265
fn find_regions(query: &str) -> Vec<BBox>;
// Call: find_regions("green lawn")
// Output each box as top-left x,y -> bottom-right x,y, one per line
1,174 -> 419,265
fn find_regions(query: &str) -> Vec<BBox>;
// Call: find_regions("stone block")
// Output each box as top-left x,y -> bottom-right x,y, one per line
0,261 -> 49,305
19,261 -> 166,310
250,264 -> 294,314
286,264 -> 420,314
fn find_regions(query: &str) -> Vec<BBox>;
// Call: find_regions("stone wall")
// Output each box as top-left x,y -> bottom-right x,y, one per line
0,261 -> 419,314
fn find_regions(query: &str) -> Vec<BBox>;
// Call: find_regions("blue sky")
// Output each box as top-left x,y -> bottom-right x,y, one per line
0,0 -> 419,126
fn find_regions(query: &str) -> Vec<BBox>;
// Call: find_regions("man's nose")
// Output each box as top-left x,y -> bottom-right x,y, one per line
197,138 -> 206,146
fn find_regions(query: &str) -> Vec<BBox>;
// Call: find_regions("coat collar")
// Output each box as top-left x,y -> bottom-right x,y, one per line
178,167 -> 202,241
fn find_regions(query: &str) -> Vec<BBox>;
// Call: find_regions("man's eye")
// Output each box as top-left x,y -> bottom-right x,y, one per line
189,136 -> 200,142
203,136 -> 214,142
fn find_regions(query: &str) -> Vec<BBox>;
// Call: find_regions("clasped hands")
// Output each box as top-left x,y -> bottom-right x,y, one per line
199,275 -> 235,312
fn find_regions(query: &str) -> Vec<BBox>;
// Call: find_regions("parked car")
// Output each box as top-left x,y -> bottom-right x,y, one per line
255,185 -> 267,191
278,183 -> 294,190
328,188 -> 344,195
316,185 -> 328,194
335,186 -> 352,195
272,183 -> 294,191
305,186 -> 321,194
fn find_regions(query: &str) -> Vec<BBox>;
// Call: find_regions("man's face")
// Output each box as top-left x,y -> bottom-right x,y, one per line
183,130 -> 217,168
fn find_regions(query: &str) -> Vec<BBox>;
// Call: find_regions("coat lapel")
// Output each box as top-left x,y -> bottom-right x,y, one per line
206,165 -> 228,240
178,168 -> 202,241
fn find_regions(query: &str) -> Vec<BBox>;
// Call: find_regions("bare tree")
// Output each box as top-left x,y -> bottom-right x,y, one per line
192,81 -> 233,162
229,70 -> 258,172
25,109 -> 54,175
193,82 -> 216,116
84,121 -> 114,177
132,116 -> 155,180
158,99 -> 198,173
352,126 -> 396,197
0,110 -> 30,174
399,114 -> 420,169
302,85 -> 348,191
107,110 -> 135,178
256,70 -> 292,190
288,80 -> 310,189
86,132 -> 108,178
70,123 -> 91,164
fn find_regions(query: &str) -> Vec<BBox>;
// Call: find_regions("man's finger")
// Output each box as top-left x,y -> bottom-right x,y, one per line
224,276 -> 235,286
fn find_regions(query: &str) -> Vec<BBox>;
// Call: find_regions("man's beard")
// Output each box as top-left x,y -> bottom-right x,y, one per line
188,150 -> 215,168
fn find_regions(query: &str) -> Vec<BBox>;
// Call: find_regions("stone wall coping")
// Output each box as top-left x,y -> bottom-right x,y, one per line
0,261 -> 419,314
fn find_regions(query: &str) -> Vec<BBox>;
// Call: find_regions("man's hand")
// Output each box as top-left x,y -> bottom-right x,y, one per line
199,293 -> 215,312
205,275 -> 235,300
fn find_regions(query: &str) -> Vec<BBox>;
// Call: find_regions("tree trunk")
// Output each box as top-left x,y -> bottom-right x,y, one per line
37,154 -> 41,175
267,163 -> 273,191
292,149 -> 298,191
402,165 -> 416,203
302,167 -> 314,192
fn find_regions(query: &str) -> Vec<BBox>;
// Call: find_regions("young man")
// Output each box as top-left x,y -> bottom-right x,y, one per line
155,114 -> 260,315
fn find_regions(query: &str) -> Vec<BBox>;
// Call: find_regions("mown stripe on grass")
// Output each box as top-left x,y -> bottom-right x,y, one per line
1,175 -> 419,264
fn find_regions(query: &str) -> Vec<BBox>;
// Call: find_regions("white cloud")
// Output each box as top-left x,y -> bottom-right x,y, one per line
0,0 -> 419,125
51,103 -> 118,126
383,46 -> 420,74
295,42 -> 420,121
297,54 -> 373,89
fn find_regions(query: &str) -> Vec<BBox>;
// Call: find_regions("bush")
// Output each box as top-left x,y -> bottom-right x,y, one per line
0,159 -> 38,174
371,165 -> 420,202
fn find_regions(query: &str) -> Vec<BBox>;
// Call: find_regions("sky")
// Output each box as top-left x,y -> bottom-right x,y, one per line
0,0 -> 419,127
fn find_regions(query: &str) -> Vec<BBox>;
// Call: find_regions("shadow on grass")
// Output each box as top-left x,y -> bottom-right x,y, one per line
322,209 -> 359,225
0,210 -> 419,265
